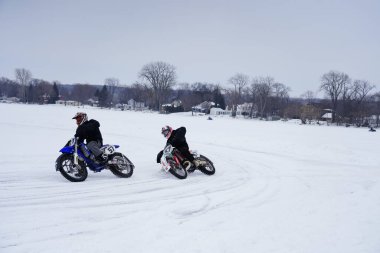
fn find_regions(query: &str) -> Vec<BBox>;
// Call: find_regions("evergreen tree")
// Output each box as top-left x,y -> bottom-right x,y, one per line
98,85 -> 109,107
213,87 -> 226,109
27,84 -> 34,103
49,82 -> 60,103
94,89 -> 100,98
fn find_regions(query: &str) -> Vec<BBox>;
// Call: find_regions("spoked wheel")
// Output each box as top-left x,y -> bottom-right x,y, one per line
168,158 -> 187,179
56,154 -> 88,182
108,152 -> 134,178
197,155 -> 216,175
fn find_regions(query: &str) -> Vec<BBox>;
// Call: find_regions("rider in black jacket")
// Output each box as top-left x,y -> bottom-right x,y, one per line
72,112 -> 105,163
157,126 -> 201,170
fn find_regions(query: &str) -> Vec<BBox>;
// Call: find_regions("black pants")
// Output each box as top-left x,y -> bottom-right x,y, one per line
81,140 -> 103,158
178,147 -> 194,162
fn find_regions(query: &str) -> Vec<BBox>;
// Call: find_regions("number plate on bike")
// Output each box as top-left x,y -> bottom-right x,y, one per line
104,145 -> 115,155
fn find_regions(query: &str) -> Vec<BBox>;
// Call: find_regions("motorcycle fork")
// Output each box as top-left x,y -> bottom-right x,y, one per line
173,154 -> 182,166
74,143 -> 79,165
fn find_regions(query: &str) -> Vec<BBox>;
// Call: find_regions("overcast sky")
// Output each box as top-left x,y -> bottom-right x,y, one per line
0,0 -> 379,97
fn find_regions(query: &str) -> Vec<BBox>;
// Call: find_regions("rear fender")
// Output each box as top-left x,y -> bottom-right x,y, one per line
190,150 -> 199,158
101,145 -> 120,155
102,144 -> 120,149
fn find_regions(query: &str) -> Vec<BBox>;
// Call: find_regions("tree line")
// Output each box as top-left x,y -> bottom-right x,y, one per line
1,62 -> 379,126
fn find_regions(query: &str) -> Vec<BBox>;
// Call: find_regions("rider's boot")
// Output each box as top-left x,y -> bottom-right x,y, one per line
193,160 -> 206,168
183,160 -> 192,171
95,154 -> 107,164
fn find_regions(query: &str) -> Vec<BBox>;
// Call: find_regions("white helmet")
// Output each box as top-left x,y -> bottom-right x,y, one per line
72,112 -> 88,125
161,125 -> 173,139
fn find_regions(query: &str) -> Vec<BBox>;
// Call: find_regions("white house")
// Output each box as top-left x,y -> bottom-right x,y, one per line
321,112 -> 332,121
123,99 -> 148,111
55,100 -> 82,106
321,109 -> 333,122
0,97 -> 20,103
210,107 -> 231,116
87,98 -> 98,107
236,103 -> 256,116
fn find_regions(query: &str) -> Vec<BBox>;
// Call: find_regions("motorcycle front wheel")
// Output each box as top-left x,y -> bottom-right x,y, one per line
108,152 -> 134,178
56,154 -> 88,182
168,158 -> 187,179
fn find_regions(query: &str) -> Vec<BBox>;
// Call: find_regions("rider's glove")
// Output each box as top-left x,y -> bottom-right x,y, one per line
156,150 -> 163,163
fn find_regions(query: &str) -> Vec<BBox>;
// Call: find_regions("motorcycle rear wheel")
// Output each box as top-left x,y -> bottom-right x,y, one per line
108,152 -> 134,178
57,154 -> 88,182
197,155 -> 216,175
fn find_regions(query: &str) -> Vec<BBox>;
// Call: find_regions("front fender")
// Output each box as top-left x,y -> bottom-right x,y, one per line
161,156 -> 171,172
59,145 -> 75,154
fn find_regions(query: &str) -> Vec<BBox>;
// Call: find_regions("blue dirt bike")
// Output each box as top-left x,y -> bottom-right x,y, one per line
55,137 -> 134,182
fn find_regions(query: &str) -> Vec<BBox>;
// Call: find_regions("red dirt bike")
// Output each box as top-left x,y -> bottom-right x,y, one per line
160,144 -> 215,179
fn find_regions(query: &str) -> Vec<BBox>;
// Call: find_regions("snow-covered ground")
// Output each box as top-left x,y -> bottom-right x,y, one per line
0,103 -> 379,253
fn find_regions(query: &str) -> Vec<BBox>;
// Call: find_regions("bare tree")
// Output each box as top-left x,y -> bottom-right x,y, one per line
320,71 -> 351,123
372,92 -> 380,127
104,78 -> 120,107
350,80 -> 376,125
271,82 -> 290,117
191,82 -> 214,103
301,90 -> 316,104
28,79 -> 54,104
229,73 -> 249,110
174,82 -> 193,111
0,77 -> 19,98
130,82 -> 149,103
250,76 -> 274,118
70,84 -> 98,103
272,83 -> 290,98
351,80 -> 375,104
139,61 -> 177,111
300,104 -> 322,124
15,68 -> 32,103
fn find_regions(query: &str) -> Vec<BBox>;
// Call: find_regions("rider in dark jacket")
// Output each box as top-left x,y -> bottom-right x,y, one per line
157,126 -> 200,170
72,112 -> 105,163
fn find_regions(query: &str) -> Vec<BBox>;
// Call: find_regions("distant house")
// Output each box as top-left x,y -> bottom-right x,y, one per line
55,100 -> 82,106
361,115 -> 378,127
162,100 -> 184,113
192,101 -> 215,114
321,109 -> 333,122
210,107 -> 231,116
0,97 -> 20,103
55,100 -> 65,105
321,112 -> 332,121
41,93 -> 50,104
236,103 -> 257,117
87,98 -> 98,107
171,99 -> 182,108
122,99 -> 148,111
